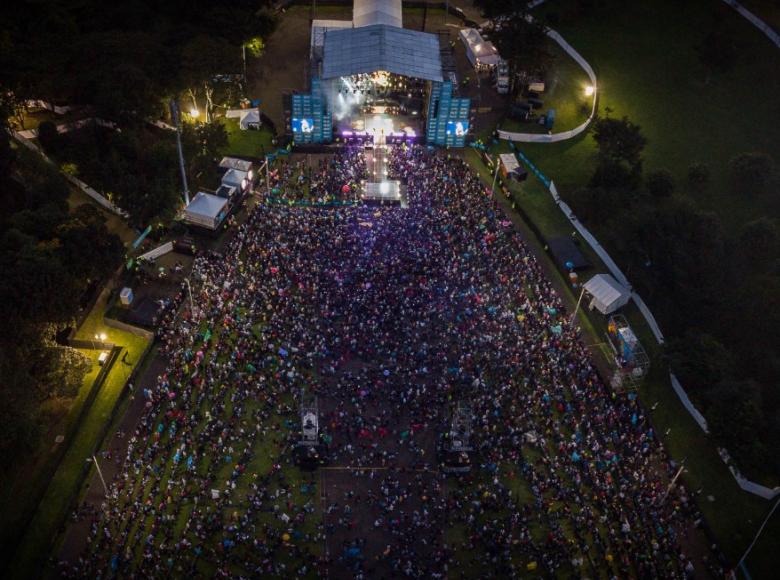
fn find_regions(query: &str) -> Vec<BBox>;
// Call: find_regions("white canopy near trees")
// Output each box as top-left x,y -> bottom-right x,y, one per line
583,274 -> 630,314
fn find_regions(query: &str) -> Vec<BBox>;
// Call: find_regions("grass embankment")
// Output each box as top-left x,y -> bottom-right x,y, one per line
9,295 -> 151,579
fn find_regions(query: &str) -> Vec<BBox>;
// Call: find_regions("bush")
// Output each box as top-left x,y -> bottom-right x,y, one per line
37,121 -> 60,154
687,163 -> 710,190
729,152 -> 774,195
646,169 -> 675,198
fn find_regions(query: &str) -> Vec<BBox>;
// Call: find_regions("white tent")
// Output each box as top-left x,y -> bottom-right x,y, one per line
219,157 -> 253,172
239,110 -> 261,130
583,274 -> 630,314
459,28 -> 502,69
222,168 -> 251,191
183,192 -> 229,230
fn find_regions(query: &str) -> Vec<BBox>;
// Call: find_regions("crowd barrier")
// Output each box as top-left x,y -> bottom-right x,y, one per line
265,196 -> 359,207
497,18 -> 598,143
722,0 -> 780,48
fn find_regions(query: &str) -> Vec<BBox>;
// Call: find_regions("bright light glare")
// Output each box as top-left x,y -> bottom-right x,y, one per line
584,85 -> 595,97
190,108 -> 200,117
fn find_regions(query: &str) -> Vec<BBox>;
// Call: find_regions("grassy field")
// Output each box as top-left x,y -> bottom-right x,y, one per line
9,294 -> 151,578
220,117 -> 275,159
523,0 -> 780,234
500,38 -> 593,135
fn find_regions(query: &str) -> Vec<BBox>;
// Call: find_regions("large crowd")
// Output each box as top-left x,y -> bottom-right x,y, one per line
267,147 -> 367,203
60,144 -> 722,579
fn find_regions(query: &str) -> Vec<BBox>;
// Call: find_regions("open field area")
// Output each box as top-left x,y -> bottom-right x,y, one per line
526,0 -> 780,233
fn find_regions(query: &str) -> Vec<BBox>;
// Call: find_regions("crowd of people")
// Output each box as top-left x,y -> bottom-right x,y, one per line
60,144 -> 722,579
267,147 -> 367,204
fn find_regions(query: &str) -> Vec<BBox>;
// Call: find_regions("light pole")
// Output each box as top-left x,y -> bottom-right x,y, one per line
90,455 -> 109,497
183,278 -> 194,314
169,100 -> 190,206
657,461 -> 686,506
569,287 -> 586,329
490,158 -> 500,196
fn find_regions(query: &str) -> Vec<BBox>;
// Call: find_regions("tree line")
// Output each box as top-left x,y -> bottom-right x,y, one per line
0,0 -> 275,464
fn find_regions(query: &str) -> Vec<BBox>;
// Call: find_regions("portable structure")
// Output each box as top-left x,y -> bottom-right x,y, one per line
459,28 -> 502,69
438,402 -> 474,474
606,314 -> 650,391
583,274 -> 630,315
183,192 -> 229,230
219,157 -> 254,173
293,393 -> 328,469
499,153 -> 528,181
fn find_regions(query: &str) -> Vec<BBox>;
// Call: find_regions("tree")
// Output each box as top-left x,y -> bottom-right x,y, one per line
591,116 -> 647,168
181,35 -> 241,122
489,15 -> 554,82
666,331 -> 734,393
687,162 -> 710,190
740,217 -> 777,265
645,169 -> 675,198
729,152 -> 774,195
37,121 -> 60,154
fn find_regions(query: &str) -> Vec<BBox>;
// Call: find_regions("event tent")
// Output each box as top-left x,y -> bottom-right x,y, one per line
239,109 -> 261,130
183,192 -> 229,230
584,274 -> 630,314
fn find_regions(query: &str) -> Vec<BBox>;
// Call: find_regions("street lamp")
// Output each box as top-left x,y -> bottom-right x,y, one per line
584,85 -> 595,97
87,455 -> 109,497
189,108 -> 200,118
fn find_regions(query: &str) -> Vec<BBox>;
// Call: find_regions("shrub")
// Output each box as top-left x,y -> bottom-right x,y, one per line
37,120 -> 60,154
646,169 -> 675,198
687,163 -> 710,190
729,152 -> 773,195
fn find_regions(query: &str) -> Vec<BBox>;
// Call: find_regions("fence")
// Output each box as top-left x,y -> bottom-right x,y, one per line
12,132 -> 129,218
497,18 -> 598,143
138,241 -> 174,262
513,153 -> 780,501
722,0 -> 780,48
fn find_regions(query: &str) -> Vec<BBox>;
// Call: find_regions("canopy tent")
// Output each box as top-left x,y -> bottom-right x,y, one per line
459,28 -> 502,68
353,0 -> 402,28
548,237 -> 590,272
499,153 -> 528,181
322,24 -> 443,82
584,274 -> 630,314
239,109 -> 261,130
183,192 -> 229,231
219,157 -> 253,173
222,168 -> 251,191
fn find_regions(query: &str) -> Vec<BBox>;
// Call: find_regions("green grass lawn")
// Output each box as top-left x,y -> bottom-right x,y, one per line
0,350 -> 102,563
220,117 -> 274,159
9,295 -> 151,579
500,38 -> 593,135
526,0 -> 780,235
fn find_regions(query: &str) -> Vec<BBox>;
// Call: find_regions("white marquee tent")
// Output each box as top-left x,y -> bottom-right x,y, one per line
583,274 -> 630,314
